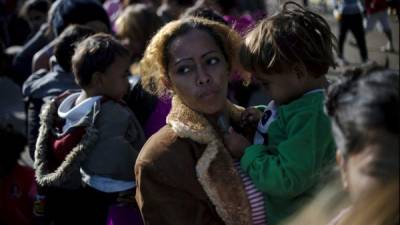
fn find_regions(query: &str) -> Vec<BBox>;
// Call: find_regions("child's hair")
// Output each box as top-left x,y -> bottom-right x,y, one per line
325,68 -> 399,180
53,25 -> 95,72
0,124 -> 27,177
72,33 -> 129,88
240,1 -> 336,77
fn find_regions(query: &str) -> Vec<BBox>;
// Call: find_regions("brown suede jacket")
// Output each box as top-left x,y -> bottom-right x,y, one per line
135,96 -> 253,225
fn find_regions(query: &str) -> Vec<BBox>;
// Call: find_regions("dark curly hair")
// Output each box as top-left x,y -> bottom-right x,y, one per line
325,68 -> 399,180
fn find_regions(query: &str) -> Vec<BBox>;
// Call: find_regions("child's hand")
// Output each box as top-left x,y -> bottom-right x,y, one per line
240,107 -> 262,129
223,127 -> 251,159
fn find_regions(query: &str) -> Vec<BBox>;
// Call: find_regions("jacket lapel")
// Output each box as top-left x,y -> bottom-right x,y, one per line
167,96 -> 253,225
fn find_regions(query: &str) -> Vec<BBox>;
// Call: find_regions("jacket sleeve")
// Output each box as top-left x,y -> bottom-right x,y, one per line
135,160 -> 224,225
240,110 -> 335,198
22,69 -> 48,97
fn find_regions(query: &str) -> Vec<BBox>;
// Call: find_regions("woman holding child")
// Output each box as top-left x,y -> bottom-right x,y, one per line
136,2 -> 337,225
134,17 -> 265,225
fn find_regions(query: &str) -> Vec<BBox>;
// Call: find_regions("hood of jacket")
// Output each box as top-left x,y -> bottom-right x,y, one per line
34,93 -> 99,189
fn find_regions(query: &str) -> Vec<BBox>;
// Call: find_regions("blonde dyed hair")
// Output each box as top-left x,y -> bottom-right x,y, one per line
140,17 -> 245,97
240,1 -> 336,77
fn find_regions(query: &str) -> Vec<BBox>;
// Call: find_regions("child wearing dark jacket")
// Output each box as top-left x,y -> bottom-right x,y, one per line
34,34 -> 145,225
23,24 -> 95,160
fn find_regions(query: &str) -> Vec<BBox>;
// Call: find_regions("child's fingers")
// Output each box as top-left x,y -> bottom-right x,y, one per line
242,108 -> 259,121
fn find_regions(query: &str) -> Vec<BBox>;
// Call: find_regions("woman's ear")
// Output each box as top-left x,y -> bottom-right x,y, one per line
336,150 -> 349,191
161,75 -> 172,90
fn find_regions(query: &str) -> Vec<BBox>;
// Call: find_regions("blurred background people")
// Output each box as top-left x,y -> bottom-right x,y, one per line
22,25 -> 95,161
333,0 -> 369,66
0,123 -> 36,225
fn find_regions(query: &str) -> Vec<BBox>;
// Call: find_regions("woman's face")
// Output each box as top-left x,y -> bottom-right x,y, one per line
166,29 -> 230,115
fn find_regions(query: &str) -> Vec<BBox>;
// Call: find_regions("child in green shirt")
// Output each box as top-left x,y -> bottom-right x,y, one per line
223,2 -> 337,224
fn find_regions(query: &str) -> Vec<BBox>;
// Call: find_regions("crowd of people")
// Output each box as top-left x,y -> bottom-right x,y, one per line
333,0 -> 398,66
0,0 -> 398,225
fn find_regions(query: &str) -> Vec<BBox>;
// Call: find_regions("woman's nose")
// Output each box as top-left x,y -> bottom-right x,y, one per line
196,65 -> 211,85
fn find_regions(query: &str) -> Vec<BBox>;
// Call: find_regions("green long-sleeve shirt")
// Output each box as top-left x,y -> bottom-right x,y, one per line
241,92 -> 336,225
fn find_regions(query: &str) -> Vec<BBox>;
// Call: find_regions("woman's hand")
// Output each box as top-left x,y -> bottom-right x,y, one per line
223,127 -> 251,159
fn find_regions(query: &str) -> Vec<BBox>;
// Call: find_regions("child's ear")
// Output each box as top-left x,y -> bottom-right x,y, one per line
336,151 -> 349,191
92,72 -> 103,87
293,63 -> 307,79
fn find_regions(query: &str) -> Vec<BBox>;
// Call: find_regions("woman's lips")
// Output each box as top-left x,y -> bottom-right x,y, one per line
199,89 -> 218,99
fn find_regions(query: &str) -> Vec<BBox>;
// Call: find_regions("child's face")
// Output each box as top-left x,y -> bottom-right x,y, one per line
98,55 -> 130,100
256,69 -> 304,105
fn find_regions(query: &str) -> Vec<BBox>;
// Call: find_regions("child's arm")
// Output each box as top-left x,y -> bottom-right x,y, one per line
240,106 -> 263,128
224,106 -> 266,158
240,111 -> 335,197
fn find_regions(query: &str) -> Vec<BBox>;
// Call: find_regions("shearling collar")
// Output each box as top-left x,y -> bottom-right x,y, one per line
167,96 -> 253,225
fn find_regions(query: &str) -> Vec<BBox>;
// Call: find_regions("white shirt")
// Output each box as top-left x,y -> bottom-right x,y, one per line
58,92 -> 102,133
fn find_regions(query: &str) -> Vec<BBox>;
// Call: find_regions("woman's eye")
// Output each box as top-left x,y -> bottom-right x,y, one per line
207,57 -> 220,65
177,66 -> 191,74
